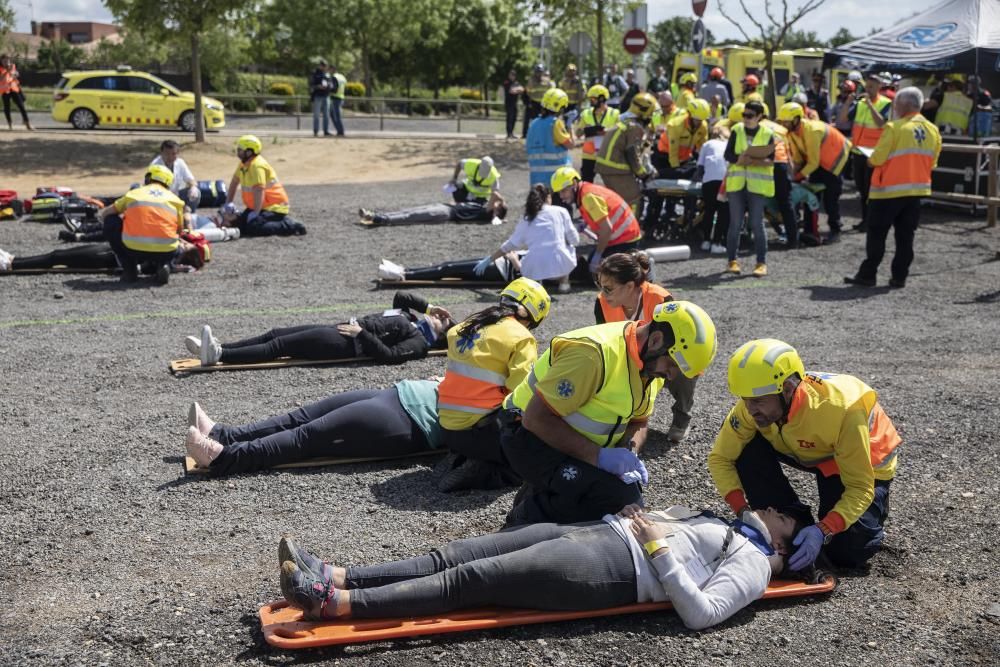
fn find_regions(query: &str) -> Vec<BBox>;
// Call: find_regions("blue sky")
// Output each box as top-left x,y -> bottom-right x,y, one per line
13,0 -> 946,41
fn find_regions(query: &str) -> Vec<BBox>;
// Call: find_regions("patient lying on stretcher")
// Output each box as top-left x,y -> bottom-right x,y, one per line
275,503 -> 821,631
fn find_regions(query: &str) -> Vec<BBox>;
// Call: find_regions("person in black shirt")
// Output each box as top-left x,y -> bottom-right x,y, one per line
805,72 -> 830,123
502,70 -> 524,139
309,60 -> 333,137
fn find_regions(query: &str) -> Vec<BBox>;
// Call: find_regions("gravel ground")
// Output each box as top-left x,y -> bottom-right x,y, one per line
1,165 -> 999,666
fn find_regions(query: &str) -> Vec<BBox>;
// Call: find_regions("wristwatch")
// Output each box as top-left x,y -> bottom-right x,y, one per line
644,538 -> 671,557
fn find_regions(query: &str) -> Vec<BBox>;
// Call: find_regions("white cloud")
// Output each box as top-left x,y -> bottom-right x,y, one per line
12,0 -> 116,32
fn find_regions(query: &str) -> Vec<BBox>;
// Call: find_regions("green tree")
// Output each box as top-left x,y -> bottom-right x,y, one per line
106,0 -> 255,141
35,40 -> 86,71
828,27 -> 858,48
0,0 -> 14,50
648,16 -> 716,70
532,0 -> 633,74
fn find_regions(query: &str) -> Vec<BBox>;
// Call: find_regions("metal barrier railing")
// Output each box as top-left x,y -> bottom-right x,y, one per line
932,143 -> 1000,227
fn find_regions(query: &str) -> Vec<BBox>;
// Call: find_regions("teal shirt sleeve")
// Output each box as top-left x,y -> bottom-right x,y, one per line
394,379 -> 443,448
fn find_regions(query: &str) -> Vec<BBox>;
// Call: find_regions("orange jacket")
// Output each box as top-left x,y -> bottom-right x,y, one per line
851,95 -> 892,149
596,281 -> 672,324
0,65 -> 21,94
577,182 -> 642,246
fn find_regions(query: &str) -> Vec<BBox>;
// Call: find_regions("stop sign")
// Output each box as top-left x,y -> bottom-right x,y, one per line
623,29 -> 648,55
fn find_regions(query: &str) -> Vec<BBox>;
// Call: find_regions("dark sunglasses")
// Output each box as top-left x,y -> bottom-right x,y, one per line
742,111 -> 758,118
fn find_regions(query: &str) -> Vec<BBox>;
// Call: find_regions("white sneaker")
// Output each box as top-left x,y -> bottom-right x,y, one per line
700,240 -> 711,251
377,258 -> 405,281
200,325 -> 222,366
0,248 -> 12,271
710,244 -> 726,255
185,426 -> 223,468
187,401 -> 216,436
557,280 -> 571,294
184,335 -> 201,356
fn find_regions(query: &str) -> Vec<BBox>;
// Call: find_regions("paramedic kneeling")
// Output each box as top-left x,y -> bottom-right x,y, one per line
708,339 -> 899,569
501,301 -> 717,526
98,164 -> 184,284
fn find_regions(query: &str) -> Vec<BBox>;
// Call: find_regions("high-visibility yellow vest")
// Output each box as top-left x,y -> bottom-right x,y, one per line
505,321 -> 663,447
936,90 -> 972,132
577,106 -> 620,159
462,160 -> 500,199
851,95 -> 892,148
118,184 -> 184,253
331,73 -> 347,100
726,123 -> 775,197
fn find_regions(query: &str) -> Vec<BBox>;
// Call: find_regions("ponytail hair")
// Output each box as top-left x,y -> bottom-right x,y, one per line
456,303 -> 520,339
524,184 -> 549,221
598,251 -> 650,287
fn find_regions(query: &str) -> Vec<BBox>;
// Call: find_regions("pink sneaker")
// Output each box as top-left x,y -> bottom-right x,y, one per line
187,402 -> 216,436
185,426 -> 222,468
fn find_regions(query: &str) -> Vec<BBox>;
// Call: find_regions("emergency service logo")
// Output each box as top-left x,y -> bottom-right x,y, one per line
561,465 -> 579,481
557,379 -> 575,398
913,126 -> 927,145
456,330 -> 480,354
730,414 -> 740,431
898,23 -> 957,48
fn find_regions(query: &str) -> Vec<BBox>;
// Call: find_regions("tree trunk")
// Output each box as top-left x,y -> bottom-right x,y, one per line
596,0 -> 605,76
764,48 -> 777,116
191,31 -> 205,143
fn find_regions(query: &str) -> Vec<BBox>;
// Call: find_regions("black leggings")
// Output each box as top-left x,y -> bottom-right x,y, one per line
219,325 -> 355,364
11,244 -> 117,270
405,259 -> 513,282
2,91 -> 29,125
346,521 -> 636,617
699,180 -> 729,244
208,387 -> 427,476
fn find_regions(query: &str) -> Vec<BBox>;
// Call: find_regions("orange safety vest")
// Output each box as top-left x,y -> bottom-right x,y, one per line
0,64 -> 20,94
577,182 -> 642,246
598,281 -> 672,324
121,186 -> 182,253
238,156 -> 289,213
869,113 -> 940,199
795,120 -> 851,175
851,95 -> 892,148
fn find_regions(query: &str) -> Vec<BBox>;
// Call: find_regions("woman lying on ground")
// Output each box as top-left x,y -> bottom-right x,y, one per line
359,191 -> 508,226
0,239 -> 205,274
184,380 -> 442,477
377,248 -> 595,286
187,292 -> 455,367
276,502 -> 816,631
469,184 -> 580,294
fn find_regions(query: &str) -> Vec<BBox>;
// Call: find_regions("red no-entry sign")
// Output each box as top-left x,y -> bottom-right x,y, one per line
623,29 -> 648,55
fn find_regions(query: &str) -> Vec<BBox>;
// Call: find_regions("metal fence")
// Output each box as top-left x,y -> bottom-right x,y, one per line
932,143 -> 1000,227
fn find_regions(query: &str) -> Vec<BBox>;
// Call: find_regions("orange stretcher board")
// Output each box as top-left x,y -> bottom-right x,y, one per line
259,577 -> 836,649
184,448 -> 441,475
169,349 -> 446,374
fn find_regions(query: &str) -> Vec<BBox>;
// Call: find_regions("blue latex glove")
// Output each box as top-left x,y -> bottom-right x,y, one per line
247,210 -> 260,224
473,256 -> 493,276
618,459 -> 648,486
588,253 -> 603,274
597,447 -> 643,478
789,524 -> 825,570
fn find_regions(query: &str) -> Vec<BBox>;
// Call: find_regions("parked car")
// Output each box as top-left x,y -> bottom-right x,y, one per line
52,68 -> 225,131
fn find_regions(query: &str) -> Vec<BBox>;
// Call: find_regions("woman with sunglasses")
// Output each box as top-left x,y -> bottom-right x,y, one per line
724,101 -> 775,278
593,252 -> 698,444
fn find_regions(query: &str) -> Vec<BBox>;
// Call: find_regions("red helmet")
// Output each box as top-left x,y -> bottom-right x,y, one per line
841,80 -> 857,93
743,74 -> 759,87
710,67 -> 724,80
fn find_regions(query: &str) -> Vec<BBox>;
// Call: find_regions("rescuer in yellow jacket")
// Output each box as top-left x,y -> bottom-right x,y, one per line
435,278 -> 551,492
837,72 -> 892,232
708,338 -> 900,570
845,87 -> 941,289
500,301 -> 718,526
97,164 -> 184,285
224,135 -> 305,237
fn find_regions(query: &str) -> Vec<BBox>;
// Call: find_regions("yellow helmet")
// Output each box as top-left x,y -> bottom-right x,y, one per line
550,166 -> 580,193
236,134 -> 262,154
680,72 -> 698,86
777,102 -> 804,121
686,97 -> 710,121
542,87 -> 569,112
628,92 -> 658,120
587,84 -> 610,101
728,339 -> 805,398
728,102 -> 746,123
500,277 -> 551,326
746,92 -> 764,103
650,301 -> 718,379
145,164 -> 174,188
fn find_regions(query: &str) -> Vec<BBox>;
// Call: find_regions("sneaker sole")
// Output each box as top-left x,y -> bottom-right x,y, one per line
187,402 -> 199,429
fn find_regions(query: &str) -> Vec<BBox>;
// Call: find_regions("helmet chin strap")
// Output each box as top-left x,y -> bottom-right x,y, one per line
638,337 -> 670,380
